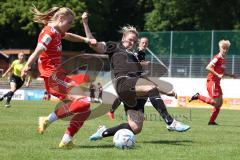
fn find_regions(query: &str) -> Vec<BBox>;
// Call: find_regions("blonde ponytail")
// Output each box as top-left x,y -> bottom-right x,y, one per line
30,5 -> 75,25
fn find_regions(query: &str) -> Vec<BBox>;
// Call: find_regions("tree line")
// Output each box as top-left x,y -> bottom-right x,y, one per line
0,0 -> 240,51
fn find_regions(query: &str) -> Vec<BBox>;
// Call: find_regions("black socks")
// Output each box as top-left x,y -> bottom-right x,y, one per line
6,91 -> 14,104
110,97 -> 121,113
148,88 -> 173,125
102,123 -> 133,137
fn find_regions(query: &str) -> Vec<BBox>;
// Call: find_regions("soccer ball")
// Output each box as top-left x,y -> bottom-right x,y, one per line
113,129 -> 135,149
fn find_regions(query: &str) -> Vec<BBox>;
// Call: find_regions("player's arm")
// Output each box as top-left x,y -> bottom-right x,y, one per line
25,76 -> 32,87
63,33 -> 97,46
206,58 -> 222,78
81,11 -> 107,54
21,44 -> 45,79
82,12 -> 94,39
1,65 -> 13,78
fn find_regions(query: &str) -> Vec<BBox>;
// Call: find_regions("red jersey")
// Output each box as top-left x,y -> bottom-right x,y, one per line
207,53 -> 226,82
37,25 -> 65,77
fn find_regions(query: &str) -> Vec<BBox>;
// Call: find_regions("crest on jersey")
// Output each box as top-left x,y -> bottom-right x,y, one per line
41,34 -> 52,45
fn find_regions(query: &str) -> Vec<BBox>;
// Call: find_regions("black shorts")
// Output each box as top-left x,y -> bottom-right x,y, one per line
10,74 -> 24,90
124,98 -> 147,113
116,76 -> 139,107
98,92 -> 102,98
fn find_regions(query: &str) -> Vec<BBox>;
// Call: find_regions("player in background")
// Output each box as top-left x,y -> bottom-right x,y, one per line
89,82 -> 96,102
0,53 -> 31,108
107,37 -> 150,120
97,82 -> 103,103
189,40 -> 236,125
21,6 -> 96,148
42,90 -> 51,101
81,12 -> 190,142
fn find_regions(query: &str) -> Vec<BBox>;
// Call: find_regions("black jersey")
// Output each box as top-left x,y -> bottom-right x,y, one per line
137,50 -> 145,61
105,41 -> 143,78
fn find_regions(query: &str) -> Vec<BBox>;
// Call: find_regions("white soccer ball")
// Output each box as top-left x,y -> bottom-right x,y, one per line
113,129 -> 135,149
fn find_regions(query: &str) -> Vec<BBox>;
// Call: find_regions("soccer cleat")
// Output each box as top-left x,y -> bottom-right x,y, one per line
59,140 -> 75,149
38,117 -> 50,134
0,97 -> 4,101
5,103 -> 11,108
89,125 -> 107,141
189,93 -> 200,102
208,121 -> 218,125
167,119 -> 191,132
107,112 -> 115,120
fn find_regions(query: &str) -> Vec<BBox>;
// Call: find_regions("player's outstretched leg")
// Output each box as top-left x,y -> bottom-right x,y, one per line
89,125 -> 107,141
148,88 -> 190,132
189,93 -> 200,102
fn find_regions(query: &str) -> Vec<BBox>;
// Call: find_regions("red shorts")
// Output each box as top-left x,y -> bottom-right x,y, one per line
206,80 -> 222,98
43,71 -> 90,100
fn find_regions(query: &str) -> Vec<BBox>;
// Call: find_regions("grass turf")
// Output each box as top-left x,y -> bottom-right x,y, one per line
0,100 -> 240,160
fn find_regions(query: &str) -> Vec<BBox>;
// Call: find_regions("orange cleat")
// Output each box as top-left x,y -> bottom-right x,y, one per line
107,112 -> 115,120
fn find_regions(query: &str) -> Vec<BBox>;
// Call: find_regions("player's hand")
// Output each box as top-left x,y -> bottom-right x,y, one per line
21,65 -> 31,80
89,38 -> 97,46
1,73 -> 6,78
217,74 -> 223,79
140,61 -> 150,66
81,12 -> 88,24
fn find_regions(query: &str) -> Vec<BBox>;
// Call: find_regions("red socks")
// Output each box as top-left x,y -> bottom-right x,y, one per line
66,109 -> 91,137
54,99 -> 91,137
209,107 -> 220,123
54,99 -> 90,119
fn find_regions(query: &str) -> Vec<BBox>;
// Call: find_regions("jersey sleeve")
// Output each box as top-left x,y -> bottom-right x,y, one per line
209,55 -> 219,67
105,41 -> 118,55
38,29 -> 54,51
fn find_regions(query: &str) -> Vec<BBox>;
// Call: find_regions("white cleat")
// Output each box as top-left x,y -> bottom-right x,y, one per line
89,125 -> 107,141
167,119 -> 191,132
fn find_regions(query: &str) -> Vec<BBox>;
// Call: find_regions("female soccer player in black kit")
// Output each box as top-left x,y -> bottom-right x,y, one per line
107,37 -> 150,120
81,12 -> 190,141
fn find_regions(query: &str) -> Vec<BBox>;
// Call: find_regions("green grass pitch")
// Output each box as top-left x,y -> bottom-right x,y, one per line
0,100 -> 240,160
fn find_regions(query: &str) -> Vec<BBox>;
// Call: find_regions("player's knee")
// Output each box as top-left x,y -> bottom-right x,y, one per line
132,126 -> 142,134
148,87 -> 159,97
215,102 -> 222,108
7,91 -> 14,97
129,123 -> 142,134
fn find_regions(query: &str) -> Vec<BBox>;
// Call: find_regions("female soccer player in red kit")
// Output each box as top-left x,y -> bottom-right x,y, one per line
189,40 -> 236,125
21,6 -> 97,148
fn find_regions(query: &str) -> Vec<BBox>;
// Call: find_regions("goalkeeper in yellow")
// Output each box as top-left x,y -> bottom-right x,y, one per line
0,53 -> 31,108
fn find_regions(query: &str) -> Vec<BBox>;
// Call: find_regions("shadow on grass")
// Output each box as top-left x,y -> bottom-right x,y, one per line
213,124 -> 240,128
50,144 -> 114,150
76,144 -> 114,149
140,139 -> 193,146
